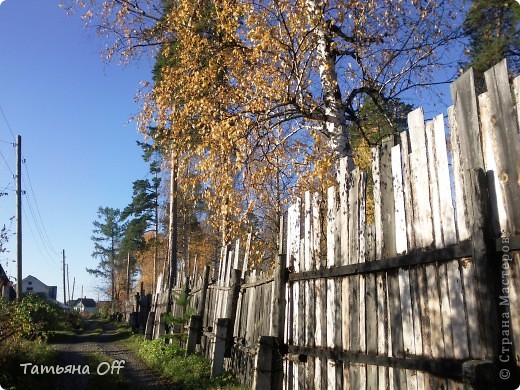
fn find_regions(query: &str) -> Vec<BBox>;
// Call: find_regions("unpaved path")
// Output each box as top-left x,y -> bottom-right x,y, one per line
50,319 -> 173,390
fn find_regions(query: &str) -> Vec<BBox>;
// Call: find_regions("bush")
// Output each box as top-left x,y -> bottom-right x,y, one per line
0,338 -> 57,390
0,294 -> 71,342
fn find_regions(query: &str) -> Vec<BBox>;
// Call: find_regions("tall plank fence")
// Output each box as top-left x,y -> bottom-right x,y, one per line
142,60 -> 520,389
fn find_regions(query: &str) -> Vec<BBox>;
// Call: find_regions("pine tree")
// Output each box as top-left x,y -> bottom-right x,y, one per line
88,207 -> 125,303
462,0 -> 520,88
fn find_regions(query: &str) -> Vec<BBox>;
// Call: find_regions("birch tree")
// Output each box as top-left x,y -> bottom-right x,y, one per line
67,0 -> 465,264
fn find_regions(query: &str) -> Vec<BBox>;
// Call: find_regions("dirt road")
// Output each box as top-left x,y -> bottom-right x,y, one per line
50,320 -> 173,390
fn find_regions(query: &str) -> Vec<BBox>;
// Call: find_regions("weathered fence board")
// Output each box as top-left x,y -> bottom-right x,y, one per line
138,61 -> 519,390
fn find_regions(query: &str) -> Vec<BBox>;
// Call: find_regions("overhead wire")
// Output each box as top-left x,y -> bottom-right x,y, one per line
0,104 -> 17,142
0,104 -> 60,268
21,203 -> 60,268
23,161 -> 60,256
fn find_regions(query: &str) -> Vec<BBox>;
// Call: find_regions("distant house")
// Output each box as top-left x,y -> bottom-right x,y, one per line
72,297 -> 97,314
0,264 -> 15,301
18,275 -> 57,300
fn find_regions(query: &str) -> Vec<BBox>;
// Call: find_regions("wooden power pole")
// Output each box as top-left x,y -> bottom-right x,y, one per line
62,250 -> 66,305
67,264 -> 70,304
16,135 -> 22,299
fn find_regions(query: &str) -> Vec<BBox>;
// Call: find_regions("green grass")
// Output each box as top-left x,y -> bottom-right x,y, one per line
0,339 -> 57,390
84,351 -> 138,390
125,336 -> 247,389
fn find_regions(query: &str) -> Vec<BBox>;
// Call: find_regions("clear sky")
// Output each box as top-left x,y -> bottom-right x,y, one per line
0,0 -> 153,302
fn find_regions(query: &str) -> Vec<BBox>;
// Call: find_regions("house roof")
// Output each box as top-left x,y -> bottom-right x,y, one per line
0,264 -> 10,286
23,275 -> 46,286
74,298 -> 97,308
19,276 -> 57,290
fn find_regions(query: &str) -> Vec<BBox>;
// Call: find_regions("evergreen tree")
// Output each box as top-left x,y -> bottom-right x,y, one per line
88,207 -> 125,303
462,0 -> 520,88
121,151 -> 162,290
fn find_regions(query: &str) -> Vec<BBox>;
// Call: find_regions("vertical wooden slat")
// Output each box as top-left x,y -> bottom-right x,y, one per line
380,135 -> 406,389
425,119 -> 443,249
339,160 -> 351,389
233,239 -> 240,271
408,108 -> 434,249
326,186 -> 337,389
380,137 -> 397,258
399,268 -> 418,390
366,224 -> 378,390
514,75 -> 520,130
483,59 -> 520,234
376,271 -> 388,390
450,68 -> 485,171
372,147 -> 383,260
400,131 -> 415,251
432,114 -> 457,245
304,191 -> 315,388
448,106 -> 471,242
391,145 -> 407,255
312,192 -> 326,390
287,200 -> 301,389
449,104 -> 482,361
479,91 -> 507,235
358,171 -> 367,389
348,171 -> 361,390
450,73 -> 488,368
402,129 -> 426,388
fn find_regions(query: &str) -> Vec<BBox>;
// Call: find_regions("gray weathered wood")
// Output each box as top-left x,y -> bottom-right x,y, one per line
186,315 -> 202,355
483,59 -> 520,235
448,106 -> 471,242
450,67 -> 485,171
408,108 -> 434,249
211,318 -> 229,378
372,147 -> 383,260
326,186 -> 337,388
514,75 -> 520,130
253,336 -> 275,390
380,137 -> 397,258
392,144 -> 407,254
400,131 -> 415,251
425,119 -> 443,249
467,169 -> 499,360
225,269 -> 242,357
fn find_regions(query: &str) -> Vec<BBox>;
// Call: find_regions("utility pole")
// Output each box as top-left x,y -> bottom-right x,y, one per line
167,152 -> 178,311
67,264 -> 70,304
154,170 -> 159,292
126,252 -> 130,298
71,277 -> 75,302
62,250 -> 66,305
16,135 -> 22,299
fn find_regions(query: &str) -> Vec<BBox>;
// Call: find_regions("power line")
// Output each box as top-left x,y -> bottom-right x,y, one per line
0,148 -> 14,177
21,200 -> 60,268
22,160 -> 59,255
0,107 -> 61,269
0,104 -> 17,142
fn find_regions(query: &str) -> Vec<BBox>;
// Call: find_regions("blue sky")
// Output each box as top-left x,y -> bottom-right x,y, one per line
0,0 -> 153,301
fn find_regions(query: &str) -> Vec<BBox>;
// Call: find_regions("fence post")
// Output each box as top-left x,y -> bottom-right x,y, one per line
186,315 -> 202,355
270,252 -> 287,388
270,215 -> 287,389
467,169 -> 501,386
225,269 -> 242,357
197,265 -> 210,344
253,336 -> 275,389
211,318 -> 229,378
144,311 -> 155,340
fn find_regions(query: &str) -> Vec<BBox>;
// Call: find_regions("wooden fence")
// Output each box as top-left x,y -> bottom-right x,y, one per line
143,60 -> 520,389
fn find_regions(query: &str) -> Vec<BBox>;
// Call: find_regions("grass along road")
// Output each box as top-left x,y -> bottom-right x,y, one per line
50,319 -> 172,390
